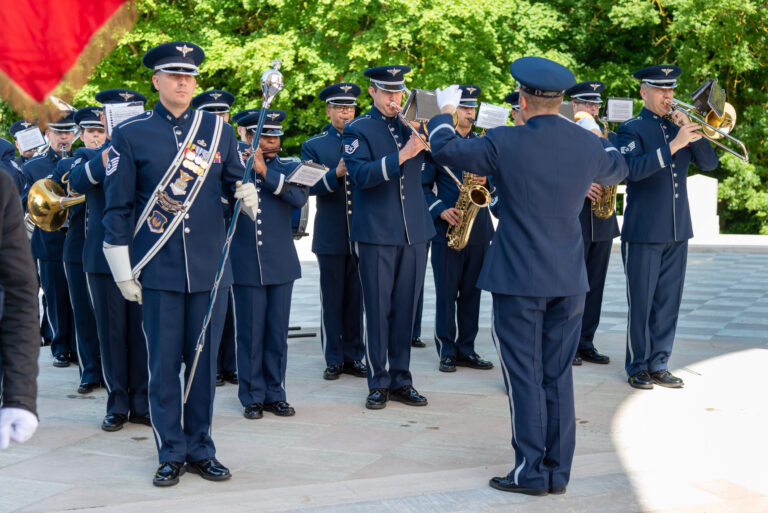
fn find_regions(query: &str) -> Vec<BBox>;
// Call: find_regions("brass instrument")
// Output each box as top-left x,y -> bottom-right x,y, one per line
574,111 -> 617,219
446,172 -> 491,250
663,79 -> 748,162
26,178 -> 85,231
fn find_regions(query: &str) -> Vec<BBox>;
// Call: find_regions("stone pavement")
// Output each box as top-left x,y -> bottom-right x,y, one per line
1,251 -> 767,513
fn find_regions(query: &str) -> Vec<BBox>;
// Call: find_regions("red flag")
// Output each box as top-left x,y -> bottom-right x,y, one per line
0,0 -> 135,122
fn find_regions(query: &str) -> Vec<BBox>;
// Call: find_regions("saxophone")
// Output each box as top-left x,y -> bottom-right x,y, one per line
446,172 -> 492,251
574,111 -> 617,219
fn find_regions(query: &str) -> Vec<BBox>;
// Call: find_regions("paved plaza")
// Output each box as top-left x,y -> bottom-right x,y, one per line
1,250 -> 767,512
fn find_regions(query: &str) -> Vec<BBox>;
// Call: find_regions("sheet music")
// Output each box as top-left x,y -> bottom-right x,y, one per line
474,102 -> 510,129
605,98 -> 634,123
15,127 -> 47,152
286,162 -> 328,187
104,102 -> 145,136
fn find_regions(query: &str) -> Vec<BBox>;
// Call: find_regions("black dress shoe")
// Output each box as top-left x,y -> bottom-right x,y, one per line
153,461 -> 186,487
572,353 -> 582,366
77,382 -> 100,394
628,370 -> 654,389
264,400 -> 295,416
67,351 -> 79,364
215,372 -> 225,387
323,364 -> 343,380
223,371 -> 238,385
650,369 -> 684,388
456,353 -> 494,370
186,457 -> 231,481
578,347 -> 610,364
244,403 -> 263,419
129,414 -> 152,426
489,476 -> 548,496
549,485 -> 567,495
411,337 -> 426,348
101,413 -> 127,432
439,355 -> 457,373
365,388 -> 388,410
342,360 -> 368,377
53,353 -> 70,367
390,385 -> 428,406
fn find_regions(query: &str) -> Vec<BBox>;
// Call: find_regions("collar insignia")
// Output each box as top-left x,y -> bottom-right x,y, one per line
176,45 -> 194,57
119,92 -> 134,101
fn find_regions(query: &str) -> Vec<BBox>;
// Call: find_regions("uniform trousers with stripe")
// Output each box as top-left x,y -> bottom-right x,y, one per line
431,241 -> 485,359
86,272 -> 148,417
232,282 -> 293,407
217,294 -> 237,375
317,253 -> 364,367
578,239 -> 613,350
141,287 -> 227,464
491,293 -> 585,490
37,260 -> 73,357
355,241 -> 427,391
621,240 -> 687,376
63,262 -> 102,384
412,242 -> 430,340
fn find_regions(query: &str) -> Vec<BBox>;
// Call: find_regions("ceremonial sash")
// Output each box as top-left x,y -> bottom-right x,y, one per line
131,111 -> 224,278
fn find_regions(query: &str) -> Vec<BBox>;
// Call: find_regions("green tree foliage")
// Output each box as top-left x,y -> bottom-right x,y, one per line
1,0 -> 766,232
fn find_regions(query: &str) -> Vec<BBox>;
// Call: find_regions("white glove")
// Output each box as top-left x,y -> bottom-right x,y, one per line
435,85 -> 462,112
103,244 -> 141,303
0,407 -> 39,449
116,279 -> 143,304
234,181 -> 259,221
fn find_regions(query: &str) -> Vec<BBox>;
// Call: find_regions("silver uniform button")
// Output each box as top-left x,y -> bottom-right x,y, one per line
675,183 -> 678,188
256,188 -> 261,192
257,209 -> 262,213
347,210 -> 352,214
257,219 -> 262,224
401,195 -> 405,199
184,227 -> 190,234
673,173 -> 677,177
184,214 -> 190,219
347,200 -> 352,205
257,230 -> 262,235
175,130 -> 182,136
346,190 -> 351,195
258,241 -> 263,246
675,193 -> 679,198
672,164 -> 675,168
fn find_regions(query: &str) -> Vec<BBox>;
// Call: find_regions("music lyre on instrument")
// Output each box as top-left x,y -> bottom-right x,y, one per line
664,78 -> 748,163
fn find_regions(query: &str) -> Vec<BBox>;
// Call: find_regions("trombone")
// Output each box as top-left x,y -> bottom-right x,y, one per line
664,98 -> 749,163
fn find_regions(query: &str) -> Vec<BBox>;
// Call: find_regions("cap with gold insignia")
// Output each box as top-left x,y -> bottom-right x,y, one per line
503,92 -> 520,111
74,106 -> 105,129
239,110 -> 287,136
633,65 -> 681,89
458,84 -> 481,107
566,81 -> 605,103
192,89 -> 235,113
142,41 -> 205,76
363,65 -> 411,91
48,111 -> 77,132
318,82 -> 361,105
510,56 -> 575,98
232,109 -> 259,125
9,120 -> 36,138
95,88 -> 148,105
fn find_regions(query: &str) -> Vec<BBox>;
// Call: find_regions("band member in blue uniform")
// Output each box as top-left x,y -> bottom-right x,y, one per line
566,81 -> 618,366
68,89 -> 150,432
230,110 -> 308,419
7,121 -> 40,194
428,56 -> 628,496
0,137 -> 25,194
301,82 -> 367,381
422,84 -> 495,373
192,89 -> 238,387
617,65 -> 718,389
342,64 -> 435,410
503,92 -> 523,125
101,42 -> 253,486
51,107 -> 106,393
22,112 -> 77,368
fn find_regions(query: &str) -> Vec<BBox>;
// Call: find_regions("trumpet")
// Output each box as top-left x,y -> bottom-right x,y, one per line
664,98 -> 748,163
